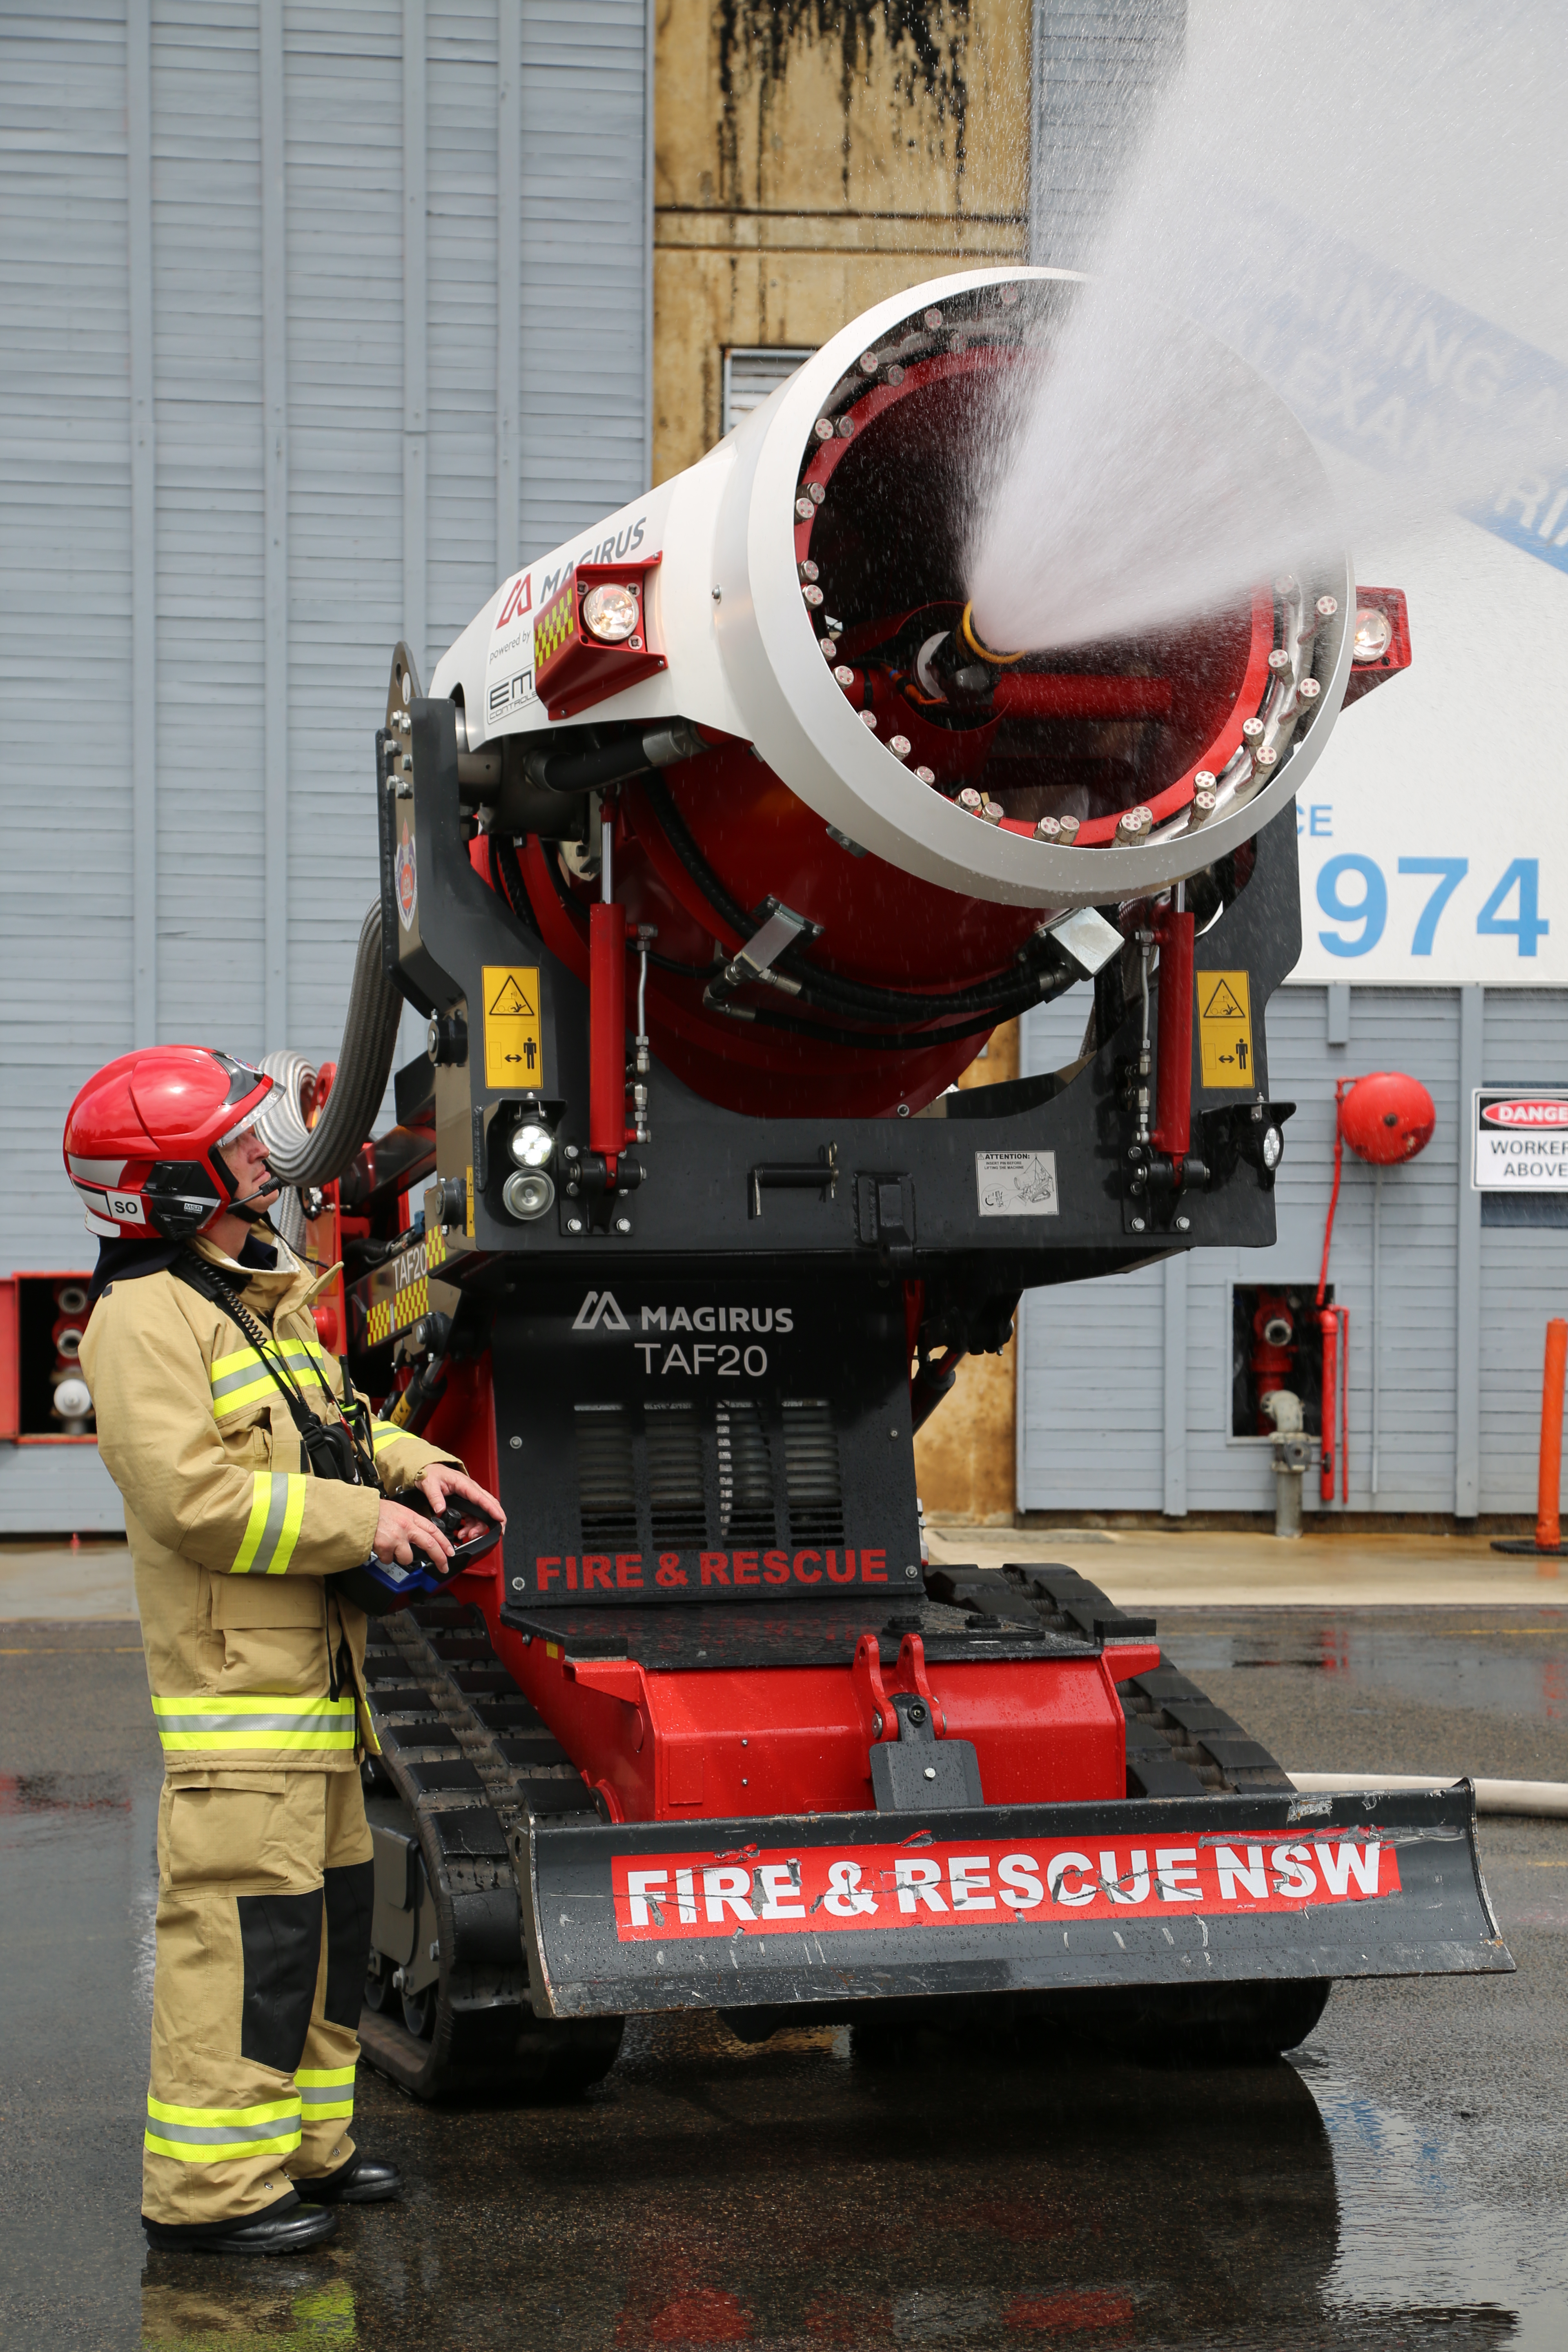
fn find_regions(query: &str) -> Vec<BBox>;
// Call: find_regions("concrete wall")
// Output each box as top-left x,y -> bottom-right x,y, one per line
912,1022 -> 1023,1525
651,0 -> 1031,479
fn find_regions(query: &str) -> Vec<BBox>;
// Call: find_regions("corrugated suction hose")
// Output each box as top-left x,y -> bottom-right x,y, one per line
255,1049 -> 318,1253
263,902 -> 405,1189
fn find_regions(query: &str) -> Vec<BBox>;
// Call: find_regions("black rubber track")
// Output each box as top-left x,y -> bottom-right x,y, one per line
358,1597 -> 624,2102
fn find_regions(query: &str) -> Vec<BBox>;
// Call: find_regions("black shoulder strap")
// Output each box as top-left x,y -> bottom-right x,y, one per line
173,1250 -> 373,1486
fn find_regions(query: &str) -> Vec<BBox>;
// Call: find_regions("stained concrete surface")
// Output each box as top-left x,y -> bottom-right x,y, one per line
927,1525 -> 1568,1610
2,1611 -> 1565,2350
0,1536 -> 135,1619
6,1530 -> 1563,1622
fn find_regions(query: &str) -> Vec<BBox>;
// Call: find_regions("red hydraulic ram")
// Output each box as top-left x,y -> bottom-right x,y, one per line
1151,898 -> 1196,1160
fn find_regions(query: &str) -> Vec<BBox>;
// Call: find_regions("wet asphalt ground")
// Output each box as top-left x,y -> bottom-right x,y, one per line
3,1607 -> 1566,2352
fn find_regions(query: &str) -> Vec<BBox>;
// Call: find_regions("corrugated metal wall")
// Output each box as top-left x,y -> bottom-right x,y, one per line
0,0 -> 651,1530
1029,0 -> 1185,269
1018,984 -> 1567,1518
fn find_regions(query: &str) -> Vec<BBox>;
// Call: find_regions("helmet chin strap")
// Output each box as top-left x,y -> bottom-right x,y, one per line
207,1155 -> 283,1230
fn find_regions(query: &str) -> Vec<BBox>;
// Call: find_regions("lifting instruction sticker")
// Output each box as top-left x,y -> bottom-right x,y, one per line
976,1150 -> 1058,1216
482,965 -> 543,1088
1197,970 -> 1254,1088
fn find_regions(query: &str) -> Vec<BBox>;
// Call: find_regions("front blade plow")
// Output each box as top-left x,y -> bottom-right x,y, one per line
514,1784 -> 1512,2021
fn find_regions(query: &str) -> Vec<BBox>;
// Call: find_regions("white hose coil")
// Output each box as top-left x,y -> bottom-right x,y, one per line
256,1049 -> 319,1256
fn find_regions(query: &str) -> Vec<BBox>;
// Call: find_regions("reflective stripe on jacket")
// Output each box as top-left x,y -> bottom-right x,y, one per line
80,1233 -> 457,1773
150,1690 -> 359,1755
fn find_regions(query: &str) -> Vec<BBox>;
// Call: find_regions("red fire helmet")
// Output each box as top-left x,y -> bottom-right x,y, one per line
1338,1071 -> 1436,1165
63,1047 -> 274,1241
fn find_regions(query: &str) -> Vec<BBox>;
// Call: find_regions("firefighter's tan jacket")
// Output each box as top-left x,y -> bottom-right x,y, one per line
81,1234 -> 456,1773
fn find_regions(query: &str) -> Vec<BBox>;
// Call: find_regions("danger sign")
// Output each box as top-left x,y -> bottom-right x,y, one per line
1474,1087 -> 1568,1190
1197,969 -> 1255,1089
482,964 -> 543,1089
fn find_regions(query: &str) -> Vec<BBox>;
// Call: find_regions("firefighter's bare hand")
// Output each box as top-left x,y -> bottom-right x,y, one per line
372,1499 -> 455,1572
416,1466 -> 507,1546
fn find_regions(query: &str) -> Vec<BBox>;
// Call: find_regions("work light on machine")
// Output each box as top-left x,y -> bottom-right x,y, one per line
508,1120 -> 555,1169
581,583 -> 640,643
1353,606 -> 1394,663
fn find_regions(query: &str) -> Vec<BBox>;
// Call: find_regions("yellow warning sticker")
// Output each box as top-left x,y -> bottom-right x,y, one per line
1197,969 -> 1255,1089
482,965 -> 543,1089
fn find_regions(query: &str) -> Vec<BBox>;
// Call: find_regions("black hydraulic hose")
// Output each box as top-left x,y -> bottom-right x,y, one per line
637,771 -> 753,929
791,947 -> 1060,1024
491,834 -> 542,938
508,791 -> 1065,1042
265,903 -> 405,1188
637,771 -> 1061,1023
495,830 -> 720,980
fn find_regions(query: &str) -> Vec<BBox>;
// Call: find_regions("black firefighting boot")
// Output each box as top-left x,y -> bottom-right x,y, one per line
142,2190 -> 337,2255
292,2152 -> 403,2204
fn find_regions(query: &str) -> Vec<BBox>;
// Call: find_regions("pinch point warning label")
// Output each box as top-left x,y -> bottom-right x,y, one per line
1198,969 -> 1254,1089
482,964 -> 543,1088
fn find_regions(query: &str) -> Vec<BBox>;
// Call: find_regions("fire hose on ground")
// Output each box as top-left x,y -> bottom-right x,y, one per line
1288,1772 -> 1568,1819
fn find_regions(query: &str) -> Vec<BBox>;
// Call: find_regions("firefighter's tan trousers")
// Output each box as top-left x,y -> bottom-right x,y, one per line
142,1768 -> 374,2227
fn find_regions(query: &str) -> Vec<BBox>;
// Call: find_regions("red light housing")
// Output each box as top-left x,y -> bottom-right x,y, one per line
535,556 -> 665,722
1341,586 -> 1412,708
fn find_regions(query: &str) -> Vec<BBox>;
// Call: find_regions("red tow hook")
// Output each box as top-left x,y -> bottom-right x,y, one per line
853,1629 -> 946,1742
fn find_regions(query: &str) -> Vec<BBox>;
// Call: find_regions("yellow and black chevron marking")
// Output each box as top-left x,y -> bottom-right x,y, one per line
534,586 -> 577,670
364,1274 -> 430,1351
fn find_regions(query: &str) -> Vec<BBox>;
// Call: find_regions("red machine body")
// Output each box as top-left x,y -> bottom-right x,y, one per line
449,1550 -> 1156,1827
311,273 -> 1512,2091
514,340 -> 1283,1123
398,1350 -> 1154,1823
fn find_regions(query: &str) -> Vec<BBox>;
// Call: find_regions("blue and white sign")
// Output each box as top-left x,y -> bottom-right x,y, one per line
1290,520 -> 1568,985
1184,207 -> 1568,986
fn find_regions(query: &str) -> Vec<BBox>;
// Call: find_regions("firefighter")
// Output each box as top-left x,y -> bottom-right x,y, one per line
68,1047 -> 506,2256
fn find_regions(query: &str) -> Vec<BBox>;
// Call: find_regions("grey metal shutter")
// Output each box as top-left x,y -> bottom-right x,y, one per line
1016,987 -> 1165,1512
0,4 -> 135,1274
151,1 -> 267,1051
428,1 -> 500,662
1029,0 -> 1185,270
0,2 -> 133,1523
0,0 -> 653,1531
1017,985 -> 1468,1516
722,348 -> 815,436
283,4 -> 411,1043
517,0 -> 651,563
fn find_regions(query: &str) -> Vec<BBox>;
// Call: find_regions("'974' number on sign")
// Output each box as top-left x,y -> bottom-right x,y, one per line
1316,856 -> 1549,959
